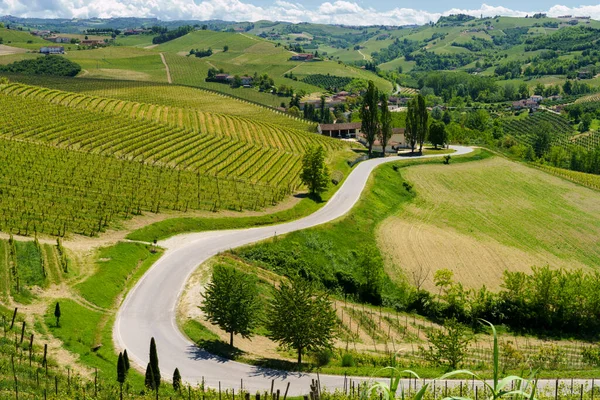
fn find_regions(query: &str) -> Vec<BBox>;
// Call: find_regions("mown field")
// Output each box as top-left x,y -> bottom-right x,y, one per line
379,156 -> 600,291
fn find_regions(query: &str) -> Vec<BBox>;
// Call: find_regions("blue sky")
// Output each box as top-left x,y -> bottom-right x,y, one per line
1,0 -> 599,25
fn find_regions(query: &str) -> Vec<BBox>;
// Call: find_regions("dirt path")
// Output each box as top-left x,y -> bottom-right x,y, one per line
160,53 -> 172,84
357,49 -> 368,60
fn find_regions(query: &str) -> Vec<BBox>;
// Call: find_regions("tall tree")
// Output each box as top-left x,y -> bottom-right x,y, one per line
266,279 -> 337,365
300,145 -> 329,197
144,363 -> 155,390
416,94 -> 429,153
117,352 -> 126,400
172,368 -> 182,392
149,338 -> 160,390
201,265 -> 261,347
428,121 -> 447,149
319,95 -> 327,123
360,81 -> 380,158
123,349 -> 130,374
378,94 -> 392,156
54,302 -> 61,327
405,98 -> 418,152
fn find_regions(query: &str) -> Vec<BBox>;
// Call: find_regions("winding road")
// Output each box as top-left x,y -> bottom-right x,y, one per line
113,146 -> 474,395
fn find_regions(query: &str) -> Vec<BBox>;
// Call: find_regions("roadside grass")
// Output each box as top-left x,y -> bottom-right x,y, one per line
75,242 -> 163,309
233,149 -> 490,304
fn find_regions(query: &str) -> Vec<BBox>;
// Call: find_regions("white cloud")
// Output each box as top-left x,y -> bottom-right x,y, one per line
1,0 -> 600,25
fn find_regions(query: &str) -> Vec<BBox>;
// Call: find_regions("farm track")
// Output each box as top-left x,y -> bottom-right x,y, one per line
114,146 -> 476,395
160,53 -> 173,84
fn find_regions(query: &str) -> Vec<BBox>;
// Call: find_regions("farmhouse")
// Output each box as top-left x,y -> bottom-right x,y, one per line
40,46 -> 65,54
318,122 -> 361,138
46,36 -> 71,43
81,39 -> 106,46
290,53 -> 314,61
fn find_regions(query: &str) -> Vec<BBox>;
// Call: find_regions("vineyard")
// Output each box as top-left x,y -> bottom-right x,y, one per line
533,164 -> 600,191
0,237 -> 68,303
0,74 -> 317,132
575,93 -> 600,103
502,111 -> 574,147
0,82 -> 339,153
568,131 -> 600,150
301,74 -> 354,91
0,78 -> 348,236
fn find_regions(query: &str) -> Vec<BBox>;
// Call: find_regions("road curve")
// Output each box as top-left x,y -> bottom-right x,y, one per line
114,146 -> 473,395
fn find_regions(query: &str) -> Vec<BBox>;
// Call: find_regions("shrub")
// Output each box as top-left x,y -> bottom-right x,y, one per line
312,348 -> 334,367
341,352 -> 355,367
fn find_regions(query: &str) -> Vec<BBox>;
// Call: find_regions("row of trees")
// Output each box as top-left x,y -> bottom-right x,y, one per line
411,266 -> 600,336
359,81 -> 393,157
202,265 -> 337,364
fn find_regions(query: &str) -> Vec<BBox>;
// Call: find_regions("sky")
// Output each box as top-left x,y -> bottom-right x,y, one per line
1,0 -> 600,26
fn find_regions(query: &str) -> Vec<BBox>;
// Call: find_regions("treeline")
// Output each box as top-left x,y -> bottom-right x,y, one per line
152,25 -> 194,44
411,266 -> 600,337
525,26 -> 600,52
492,27 -> 528,47
495,49 -> 600,78
371,38 -> 420,65
0,56 -> 81,77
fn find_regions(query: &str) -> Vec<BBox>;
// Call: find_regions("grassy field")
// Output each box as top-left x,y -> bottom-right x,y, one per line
0,28 -> 49,50
379,156 -> 600,291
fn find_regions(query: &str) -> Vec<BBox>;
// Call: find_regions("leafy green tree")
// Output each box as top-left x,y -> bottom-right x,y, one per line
144,363 -> 155,390
267,279 -> 337,365
431,106 -> 443,120
428,121 -> 447,149
223,45 -> 229,52
420,319 -> 472,369
172,368 -> 182,392
360,81 -> 380,157
117,352 -> 126,400
378,94 -> 392,156
442,110 -> 452,125
300,145 -> 329,197
533,121 -> 552,158
356,247 -> 384,304
579,113 -> 593,132
518,82 -> 529,99
54,302 -> 61,327
287,106 -> 301,118
149,337 -> 160,390
201,265 -> 261,347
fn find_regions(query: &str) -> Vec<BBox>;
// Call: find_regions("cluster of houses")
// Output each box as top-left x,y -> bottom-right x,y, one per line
512,95 -> 544,111
124,28 -> 152,35
212,74 -> 253,87
317,122 -> 408,150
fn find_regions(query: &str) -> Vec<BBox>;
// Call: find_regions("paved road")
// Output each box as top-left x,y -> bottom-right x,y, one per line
113,146 -> 474,395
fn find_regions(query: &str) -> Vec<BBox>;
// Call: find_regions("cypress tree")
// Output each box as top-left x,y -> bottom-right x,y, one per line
123,349 -> 130,374
149,337 -> 160,389
360,81 -> 380,158
54,302 -> 61,327
117,352 -> 126,400
144,363 -> 155,390
172,368 -> 182,392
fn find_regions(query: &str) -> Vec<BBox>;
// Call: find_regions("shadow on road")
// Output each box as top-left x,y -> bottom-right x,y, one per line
186,341 -> 244,363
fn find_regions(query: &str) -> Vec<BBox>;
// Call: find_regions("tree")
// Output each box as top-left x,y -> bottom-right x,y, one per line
172,368 -> 182,392
123,349 -> 130,374
428,121 -> 447,149
420,319 -> 472,369
518,82 -> 529,99
54,302 -> 61,327
442,110 -> 452,125
144,363 -> 155,390
149,338 -> 160,390
405,98 -> 418,152
413,94 -> 429,153
360,81 -> 380,158
117,352 -> 126,400
201,265 -> 261,347
288,106 -> 301,118
579,113 -> 593,133
267,279 -> 337,365
356,247 -> 384,304
379,94 -> 392,156
223,45 -> 229,52
300,145 -> 329,197
533,121 -> 552,159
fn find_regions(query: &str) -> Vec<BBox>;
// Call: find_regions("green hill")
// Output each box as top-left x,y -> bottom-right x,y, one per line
0,27 -> 48,50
